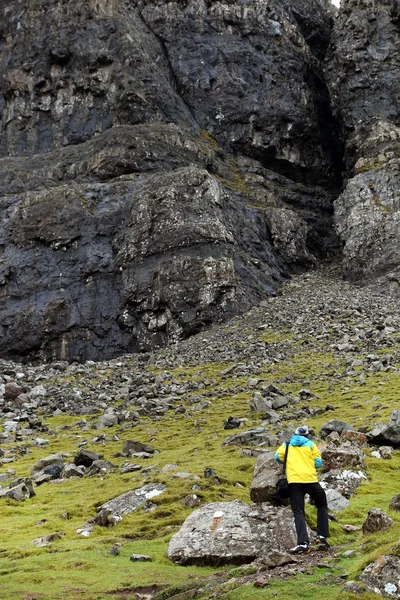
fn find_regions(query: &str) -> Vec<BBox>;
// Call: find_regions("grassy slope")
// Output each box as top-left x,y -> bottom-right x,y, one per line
0,320 -> 400,599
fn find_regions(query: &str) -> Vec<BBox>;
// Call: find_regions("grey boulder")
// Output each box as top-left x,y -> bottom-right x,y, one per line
167,501 -> 299,565
360,555 -> 400,599
250,451 -> 281,503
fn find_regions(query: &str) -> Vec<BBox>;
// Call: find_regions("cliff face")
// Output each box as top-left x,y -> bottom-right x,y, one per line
0,0 -> 398,361
325,0 -> 400,289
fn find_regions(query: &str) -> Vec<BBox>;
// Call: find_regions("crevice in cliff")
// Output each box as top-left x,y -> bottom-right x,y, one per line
291,9 -> 331,60
135,10 -> 199,131
306,65 -> 345,191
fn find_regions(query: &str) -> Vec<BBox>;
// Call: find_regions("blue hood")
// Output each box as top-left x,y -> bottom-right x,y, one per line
289,435 -> 312,447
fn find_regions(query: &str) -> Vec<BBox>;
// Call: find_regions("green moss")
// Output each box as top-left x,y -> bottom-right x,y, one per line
355,161 -> 386,174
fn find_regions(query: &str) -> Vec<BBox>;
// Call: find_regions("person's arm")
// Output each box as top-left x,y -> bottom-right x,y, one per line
312,442 -> 322,469
275,442 -> 286,464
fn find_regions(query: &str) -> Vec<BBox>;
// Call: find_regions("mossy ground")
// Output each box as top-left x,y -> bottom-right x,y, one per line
1,317 -> 400,599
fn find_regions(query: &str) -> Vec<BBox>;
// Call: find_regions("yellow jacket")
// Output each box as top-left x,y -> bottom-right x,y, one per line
275,435 -> 322,483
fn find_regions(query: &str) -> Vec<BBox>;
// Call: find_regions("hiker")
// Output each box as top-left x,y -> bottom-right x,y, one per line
275,424 -> 329,553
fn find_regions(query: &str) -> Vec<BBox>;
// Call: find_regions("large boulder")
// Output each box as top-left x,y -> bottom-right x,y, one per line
250,451 -> 281,503
367,410 -> 400,448
166,501 -> 299,565
31,453 -> 65,475
222,428 -> 275,448
320,469 -> 367,498
319,419 -> 354,440
321,445 -> 366,472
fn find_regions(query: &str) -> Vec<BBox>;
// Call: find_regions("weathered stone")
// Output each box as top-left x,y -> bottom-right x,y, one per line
122,440 -> 156,455
362,508 -> 393,535
73,449 -> 100,468
320,469 -> 367,498
87,460 -> 117,476
222,428 -> 273,448
325,488 -> 350,512
0,0 -> 341,362
321,445 -> 366,472
250,393 -> 272,414
129,554 -> 152,562
31,533 -> 64,548
4,382 -> 23,401
360,556 -> 400,599
98,483 -> 166,518
61,464 -> 85,479
319,420 -> 355,440
0,479 -> 35,501
389,495 -> 400,512
250,451 -> 281,504
223,416 -> 242,430
167,501 -> 299,565
182,494 -> 202,508
31,453 -> 65,475
340,430 -> 367,447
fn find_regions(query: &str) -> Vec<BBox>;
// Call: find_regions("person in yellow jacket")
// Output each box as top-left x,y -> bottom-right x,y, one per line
275,424 -> 329,553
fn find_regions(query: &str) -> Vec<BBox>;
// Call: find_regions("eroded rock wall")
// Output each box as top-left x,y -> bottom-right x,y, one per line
0,0 -> 347,361
325,0 -> 400,288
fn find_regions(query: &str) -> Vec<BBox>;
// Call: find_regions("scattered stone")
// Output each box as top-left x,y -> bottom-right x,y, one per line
31,454 -> 65,475
61,464 -> 85,478
319,420 -> 355,440
340,430 -> 367,447
31,532 -> 64,548
342,524 -> 362,533
182,494 -> 202,508
223,416 -> 242,430
325,488 -> 350,512
73,449 -> 100,468
362,508 -> 393,534
120,463 -> 143,474
4,382 -> 24,402
130,554 -> 152,562
204,467 -> 217,479
389,494 -> 400,511
254,576 -> 269,588
97,483 -> 166,520
222,428 -> 273,447
122,440 -> 156,455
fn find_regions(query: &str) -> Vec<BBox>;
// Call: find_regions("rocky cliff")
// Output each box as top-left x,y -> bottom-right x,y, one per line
0,0 -> 399,361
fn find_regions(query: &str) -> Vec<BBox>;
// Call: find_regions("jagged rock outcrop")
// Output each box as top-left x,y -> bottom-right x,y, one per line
0,0 -> 342,361
325,0 -> 400,289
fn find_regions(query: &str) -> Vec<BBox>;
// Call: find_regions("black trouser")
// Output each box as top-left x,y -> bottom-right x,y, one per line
289,482 -> 329,544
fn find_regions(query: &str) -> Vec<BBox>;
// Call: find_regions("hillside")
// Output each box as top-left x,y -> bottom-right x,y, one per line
1,264 -> 400,599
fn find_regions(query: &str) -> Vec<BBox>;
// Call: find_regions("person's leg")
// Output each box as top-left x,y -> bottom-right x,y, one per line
289,483 -> 309,544
307,483 -> 329,538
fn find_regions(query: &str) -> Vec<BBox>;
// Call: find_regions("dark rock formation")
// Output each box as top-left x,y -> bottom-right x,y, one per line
0,0 -> 343,361
4,0 -> 400,361
325,0 -> 400,288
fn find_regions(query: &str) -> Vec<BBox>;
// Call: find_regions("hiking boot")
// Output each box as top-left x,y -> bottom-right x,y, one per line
316,535 -> 330,548
290,543 -> 310,554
